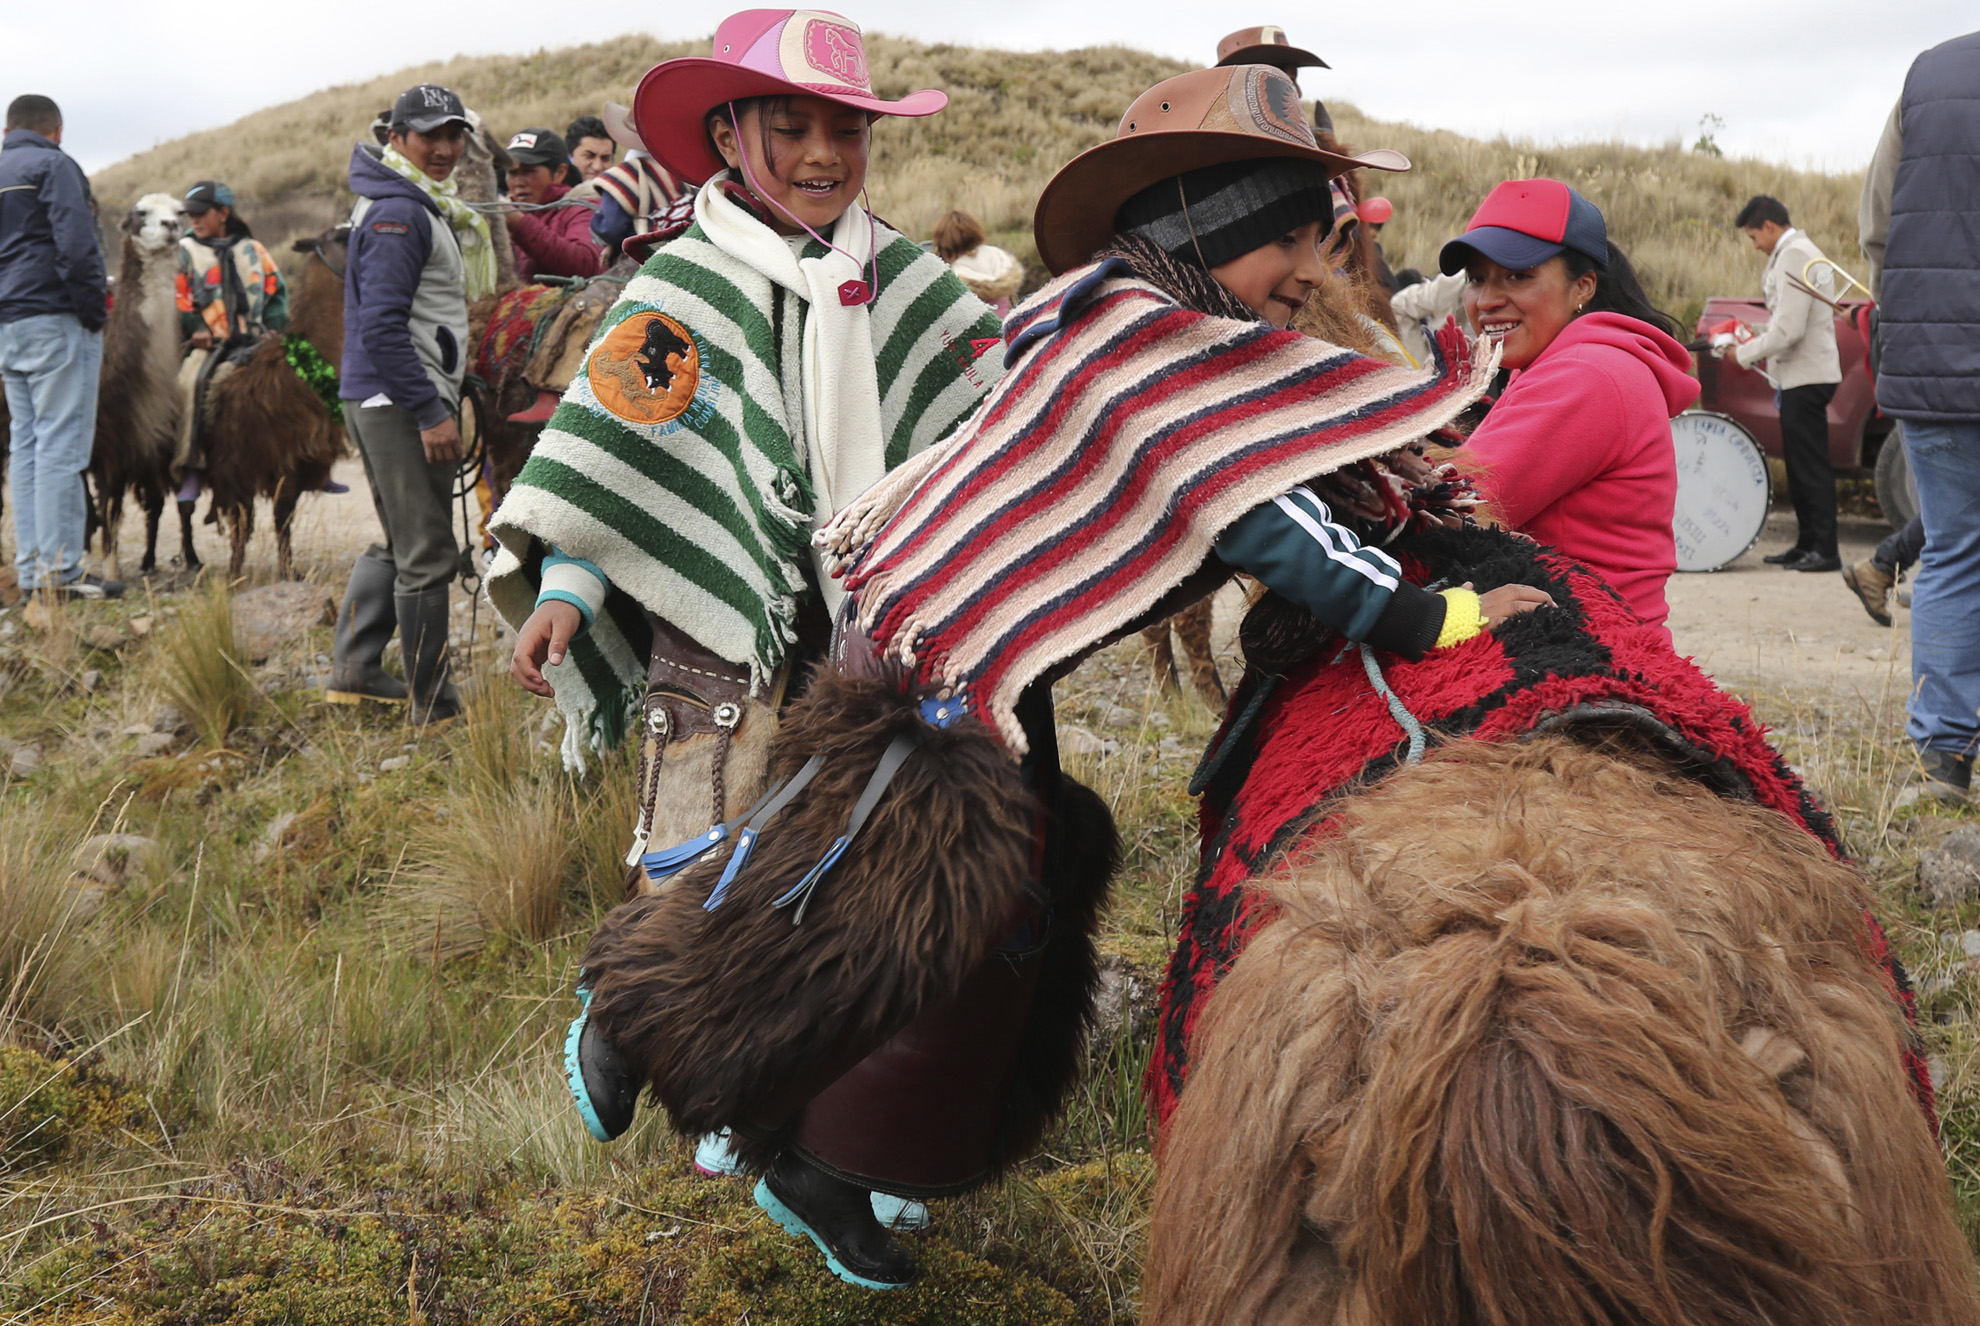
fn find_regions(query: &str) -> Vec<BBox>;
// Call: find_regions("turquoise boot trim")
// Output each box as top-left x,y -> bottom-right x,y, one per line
563,988 -> 614,1143
754,1178 -> 908,1291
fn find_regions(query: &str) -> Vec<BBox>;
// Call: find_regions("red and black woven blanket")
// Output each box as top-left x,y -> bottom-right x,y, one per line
1147,524 -> 1930,1133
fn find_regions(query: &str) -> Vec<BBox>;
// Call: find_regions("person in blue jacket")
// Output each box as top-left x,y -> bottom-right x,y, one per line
326,82 -> 489,722
0,94 -> 119,600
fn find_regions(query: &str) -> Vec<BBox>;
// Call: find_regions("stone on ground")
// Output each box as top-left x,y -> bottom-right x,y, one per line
1922,826 -> 1980,909
232,582 -> 337,662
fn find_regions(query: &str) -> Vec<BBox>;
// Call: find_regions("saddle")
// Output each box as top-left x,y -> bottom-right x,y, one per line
1149,523 -> 1930,1132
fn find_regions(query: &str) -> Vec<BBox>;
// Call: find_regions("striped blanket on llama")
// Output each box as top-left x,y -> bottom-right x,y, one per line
486,206 -> 1003,762
820,258 -> 1501,752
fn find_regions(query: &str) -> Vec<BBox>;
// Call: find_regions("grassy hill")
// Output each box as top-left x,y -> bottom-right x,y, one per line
91,32 -> 1869,330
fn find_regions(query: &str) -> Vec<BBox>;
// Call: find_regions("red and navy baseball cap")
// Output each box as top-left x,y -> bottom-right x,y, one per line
1438,178 -> 1608,275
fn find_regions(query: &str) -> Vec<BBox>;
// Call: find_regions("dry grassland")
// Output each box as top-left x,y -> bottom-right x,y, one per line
90,33 -> 1865,330
0,31 -> 1947,1326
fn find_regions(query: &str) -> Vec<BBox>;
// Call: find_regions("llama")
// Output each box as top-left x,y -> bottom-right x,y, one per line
1143,736 -> 1980,1326
89,193 -> 188,578
195,220 -> 349,578
1144,522 -> 1971,1326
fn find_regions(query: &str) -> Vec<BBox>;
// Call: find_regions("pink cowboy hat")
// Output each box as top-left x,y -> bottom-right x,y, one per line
633,9 -> 948,186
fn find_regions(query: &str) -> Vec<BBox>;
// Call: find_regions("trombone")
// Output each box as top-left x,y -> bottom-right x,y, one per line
1786,256 -> 1872,310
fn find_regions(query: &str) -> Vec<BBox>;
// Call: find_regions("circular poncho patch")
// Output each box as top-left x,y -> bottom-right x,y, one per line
587,312 -> 701,426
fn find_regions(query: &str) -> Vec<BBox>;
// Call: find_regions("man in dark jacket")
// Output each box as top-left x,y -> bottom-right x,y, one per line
1861,29 -> 1980,803
325,83 -> 474,722
0,94 -> 120,599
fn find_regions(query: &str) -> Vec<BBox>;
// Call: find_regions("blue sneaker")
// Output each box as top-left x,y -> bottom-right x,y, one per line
694,1129 -> 748,1178
563,987 -> 638,1142
755,1154 -> 914,1290
869,1192 -> 931,1231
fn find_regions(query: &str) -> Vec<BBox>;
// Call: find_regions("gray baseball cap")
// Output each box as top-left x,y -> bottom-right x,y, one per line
392,84 -> 470,135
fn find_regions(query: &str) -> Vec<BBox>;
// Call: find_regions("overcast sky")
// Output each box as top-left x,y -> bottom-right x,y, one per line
5,1 -> 1971,175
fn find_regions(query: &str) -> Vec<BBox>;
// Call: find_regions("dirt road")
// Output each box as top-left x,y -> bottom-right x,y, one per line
6,460 -> 1919,708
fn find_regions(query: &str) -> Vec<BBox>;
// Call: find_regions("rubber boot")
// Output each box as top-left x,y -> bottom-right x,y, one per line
324,556 -> 407,704
564,987 -> 639,1141
756,1149 -> 915,1289
395,586 -> 462,723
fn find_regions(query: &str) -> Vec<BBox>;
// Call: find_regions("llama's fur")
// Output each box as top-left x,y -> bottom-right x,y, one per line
91,193 -> 187,578
582,671 -> 1117,1178
199,224 -> 347,577
1143,737 -> 1979,1326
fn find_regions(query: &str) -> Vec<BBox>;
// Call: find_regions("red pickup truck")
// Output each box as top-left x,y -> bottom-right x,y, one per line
1690,297 -> 1913,525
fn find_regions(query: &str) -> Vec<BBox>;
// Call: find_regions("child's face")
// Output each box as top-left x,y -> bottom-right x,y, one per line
712,95 -> 872,236
1210,219 -> 1330,328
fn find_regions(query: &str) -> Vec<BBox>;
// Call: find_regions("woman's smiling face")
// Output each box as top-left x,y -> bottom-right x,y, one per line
709,95 -> 871,236
1461,254 -> 1598,369
1210,218 -> 1331,329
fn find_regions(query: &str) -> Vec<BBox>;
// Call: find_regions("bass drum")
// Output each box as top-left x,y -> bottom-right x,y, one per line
1671,411 -> 1771,572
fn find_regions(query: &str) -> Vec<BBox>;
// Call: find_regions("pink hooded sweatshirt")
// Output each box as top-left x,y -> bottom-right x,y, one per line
1465,312 -> 1700,637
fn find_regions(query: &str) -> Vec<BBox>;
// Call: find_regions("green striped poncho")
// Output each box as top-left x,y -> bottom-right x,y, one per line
486,213 -> 1004,763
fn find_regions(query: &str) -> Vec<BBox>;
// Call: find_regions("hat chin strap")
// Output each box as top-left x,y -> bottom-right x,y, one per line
727,102 -> 877,305
1178,177 -> 1212,272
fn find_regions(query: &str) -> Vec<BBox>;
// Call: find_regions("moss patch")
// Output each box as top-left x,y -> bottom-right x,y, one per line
0,1045 -> 152,1168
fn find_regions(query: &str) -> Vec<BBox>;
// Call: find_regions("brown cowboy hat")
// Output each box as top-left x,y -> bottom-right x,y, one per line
1215,25 -> 1328,71
1032,65 -> 1406,275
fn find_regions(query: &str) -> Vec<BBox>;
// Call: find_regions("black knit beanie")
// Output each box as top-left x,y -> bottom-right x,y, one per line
1115,157 -> 1335,270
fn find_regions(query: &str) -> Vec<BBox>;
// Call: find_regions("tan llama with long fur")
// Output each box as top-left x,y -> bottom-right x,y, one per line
1143,737 -> 1980,1326
92,192 -> 189,578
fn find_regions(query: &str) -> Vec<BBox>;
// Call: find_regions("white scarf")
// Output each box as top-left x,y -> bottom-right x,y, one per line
695,176 -> 883,616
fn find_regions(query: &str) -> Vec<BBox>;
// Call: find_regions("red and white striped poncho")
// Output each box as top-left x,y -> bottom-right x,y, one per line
818,258 -> 1498,752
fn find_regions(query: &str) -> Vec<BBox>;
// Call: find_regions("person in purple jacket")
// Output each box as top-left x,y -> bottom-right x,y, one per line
325,83 -> 481,722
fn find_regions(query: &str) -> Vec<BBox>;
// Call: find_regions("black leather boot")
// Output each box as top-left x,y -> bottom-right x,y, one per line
756,1149 -> 915,1289
324,555 -> 408,704
394,586 -> 462,723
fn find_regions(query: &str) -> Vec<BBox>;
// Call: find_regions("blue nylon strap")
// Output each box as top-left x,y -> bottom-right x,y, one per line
640,826 -> 730,881
772,731 -> 921,924
701,753 -> 828,911
640,759 -> 805,885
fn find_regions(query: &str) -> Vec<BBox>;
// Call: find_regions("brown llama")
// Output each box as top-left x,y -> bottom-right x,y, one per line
92,193 -> 190,578
197,223 -> 348,577
1143,736 -> 1980,1326
1140,597 -> 1224,707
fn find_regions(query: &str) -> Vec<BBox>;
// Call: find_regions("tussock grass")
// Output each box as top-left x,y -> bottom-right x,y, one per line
391,780 -> 580,961
460,646 -> 537,796
153,577 -> 257,749
0,813 -> 91,1038
22,587 -> 80,691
